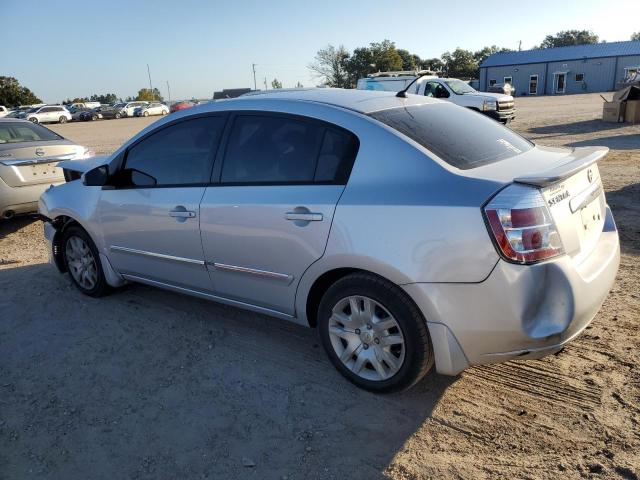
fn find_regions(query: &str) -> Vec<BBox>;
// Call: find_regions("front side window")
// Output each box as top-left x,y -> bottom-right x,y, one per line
424,82 -> 449,99
123,116 -> 226,186
221,115 -> 358,184
368,103 -> 533,170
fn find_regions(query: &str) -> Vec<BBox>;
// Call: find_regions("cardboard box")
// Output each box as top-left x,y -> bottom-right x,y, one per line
602,101 -> 625,122
624,100 -> 640,124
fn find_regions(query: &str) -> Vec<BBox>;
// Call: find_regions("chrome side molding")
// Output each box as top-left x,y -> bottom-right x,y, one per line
211,262 -> 293,284
110,245 -> 205,266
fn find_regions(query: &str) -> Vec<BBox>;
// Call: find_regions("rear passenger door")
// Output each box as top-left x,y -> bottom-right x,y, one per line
200,112 -> 359,315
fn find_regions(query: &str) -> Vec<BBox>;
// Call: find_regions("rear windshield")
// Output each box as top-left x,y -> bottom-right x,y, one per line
368,103 -> 533,169
0,122 -> 63,144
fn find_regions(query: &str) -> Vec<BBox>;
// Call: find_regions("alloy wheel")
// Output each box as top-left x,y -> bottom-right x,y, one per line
65,235 -> 98,290
328,295 -> 405,381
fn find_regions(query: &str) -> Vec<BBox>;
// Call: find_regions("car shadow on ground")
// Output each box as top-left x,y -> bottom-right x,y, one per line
0,215 -> 40,240
606,182 -> 640,255
0,262 -> 456,479
527,119 -> 629,136
567,134 -> 640,150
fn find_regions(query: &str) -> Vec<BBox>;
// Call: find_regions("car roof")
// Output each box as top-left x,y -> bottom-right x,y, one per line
234,88 -> 440,114
0,118 -> 32,123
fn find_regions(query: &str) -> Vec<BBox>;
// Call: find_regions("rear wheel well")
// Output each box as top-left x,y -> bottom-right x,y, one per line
305,268 -> 411,328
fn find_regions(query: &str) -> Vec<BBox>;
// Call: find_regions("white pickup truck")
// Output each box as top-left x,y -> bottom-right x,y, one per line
357,72 -> 516,124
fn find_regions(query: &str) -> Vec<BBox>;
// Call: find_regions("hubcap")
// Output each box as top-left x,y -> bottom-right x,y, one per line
328,296 -> 405,381
65,236 -> 98,290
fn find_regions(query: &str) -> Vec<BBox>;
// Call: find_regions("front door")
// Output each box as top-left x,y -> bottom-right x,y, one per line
99,115 -> 227,291
556,73 -> 566,94
200,113 -> 359,315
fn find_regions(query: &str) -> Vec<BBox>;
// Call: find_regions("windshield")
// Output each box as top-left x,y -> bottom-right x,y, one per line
0,122 -> 63,144
444,79 -> 477,95
114,103 -> 126,108
368,103 -> 533,170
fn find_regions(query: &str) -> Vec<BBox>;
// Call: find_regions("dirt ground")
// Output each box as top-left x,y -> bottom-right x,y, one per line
1,94 -> 639,480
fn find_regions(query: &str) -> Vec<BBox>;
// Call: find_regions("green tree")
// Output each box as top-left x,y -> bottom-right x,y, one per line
90,93 -> 118,104
539,30 -> 599,48
271,78 -> 283,89
632,32 -> 640,41
0,76 -> 42,107
135,88 -> 163,102
345,40 -> 403,86
421,57 -> 444,72
441,48 -> 477,78
397,49 -> 422,71
295,81 -> 304,88
308,44 -> 351,88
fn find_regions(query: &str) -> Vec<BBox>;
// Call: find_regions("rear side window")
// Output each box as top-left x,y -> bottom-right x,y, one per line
124,116 -> 225,186
0,122 -> 62,143
368,104 -> 532,169
221,114 -> 358,184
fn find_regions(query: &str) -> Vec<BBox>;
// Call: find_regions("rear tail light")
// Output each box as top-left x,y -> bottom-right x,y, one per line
483,184 -> 564,264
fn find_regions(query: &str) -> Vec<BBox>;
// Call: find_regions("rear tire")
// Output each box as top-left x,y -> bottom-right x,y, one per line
59,116 -> 67,124
161,109 -> 168,115
62,225 -> 110,297
318,273 -> 434,393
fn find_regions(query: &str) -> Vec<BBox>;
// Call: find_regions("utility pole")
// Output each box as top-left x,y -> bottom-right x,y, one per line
264,77 -> 268,90
166,81 -> 171,103
252,63 -> 257,91
147,64 -> 154,100
518,40 -> 522,51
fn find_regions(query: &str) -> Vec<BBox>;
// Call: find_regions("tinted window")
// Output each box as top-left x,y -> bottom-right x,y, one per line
315,129 -> 359,182
368,103 -> 533,170
124,116 -> 225,186
221,115 -> 359,184
222,115 -> 323,183
0,122 -> 62,143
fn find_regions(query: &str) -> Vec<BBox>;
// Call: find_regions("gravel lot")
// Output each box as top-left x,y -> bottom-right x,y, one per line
1,94 -> 639,480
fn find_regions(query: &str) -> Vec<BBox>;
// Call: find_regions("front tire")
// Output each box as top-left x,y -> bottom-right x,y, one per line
62,225 -> 110,297
115,113 -> 121,119
29,117 -> 38,123
318,273 -> 434,393
143,111 -> 149,117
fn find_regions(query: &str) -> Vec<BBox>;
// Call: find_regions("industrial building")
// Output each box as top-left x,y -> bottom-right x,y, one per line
479,40 -> 640,96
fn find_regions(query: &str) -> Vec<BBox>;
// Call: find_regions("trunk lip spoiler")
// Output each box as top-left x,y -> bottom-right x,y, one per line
513,146 -> 608,188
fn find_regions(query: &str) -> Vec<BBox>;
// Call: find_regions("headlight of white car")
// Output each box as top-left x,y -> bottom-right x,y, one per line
482,99 -> 497,111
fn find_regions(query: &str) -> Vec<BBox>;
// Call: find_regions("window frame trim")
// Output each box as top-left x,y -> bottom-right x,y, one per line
212,110 -> 360,187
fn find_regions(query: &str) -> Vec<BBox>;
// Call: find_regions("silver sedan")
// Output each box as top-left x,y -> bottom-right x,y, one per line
0,119 -> 93,219
38,89 -> 620,392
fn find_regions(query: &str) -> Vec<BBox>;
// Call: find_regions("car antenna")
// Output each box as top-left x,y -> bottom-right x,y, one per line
396,71 -> 433,98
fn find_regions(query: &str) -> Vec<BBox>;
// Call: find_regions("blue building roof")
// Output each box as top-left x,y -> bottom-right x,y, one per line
481,40 -> 640,68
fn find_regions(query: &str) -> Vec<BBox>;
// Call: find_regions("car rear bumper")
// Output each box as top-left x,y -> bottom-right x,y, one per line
0,177 -> 61,217
403,206 -> 620,375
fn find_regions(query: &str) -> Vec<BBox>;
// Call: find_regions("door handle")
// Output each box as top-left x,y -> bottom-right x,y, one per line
285,212 -> 323,222
169,207 -> 196,218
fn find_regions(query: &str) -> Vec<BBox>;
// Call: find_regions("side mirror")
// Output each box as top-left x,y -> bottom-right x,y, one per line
82,165 -> 109,186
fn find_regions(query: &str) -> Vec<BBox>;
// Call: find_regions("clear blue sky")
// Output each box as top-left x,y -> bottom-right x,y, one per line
2,0 -> 638,103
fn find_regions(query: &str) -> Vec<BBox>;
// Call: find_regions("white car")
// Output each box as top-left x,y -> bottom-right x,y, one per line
358,72 -> 515,123
25,105 -> 72,124
0,106 -> 9,118
134,102 -> 169,117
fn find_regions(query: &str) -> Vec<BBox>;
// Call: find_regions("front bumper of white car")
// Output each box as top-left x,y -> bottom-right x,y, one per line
403,206 -> 620,375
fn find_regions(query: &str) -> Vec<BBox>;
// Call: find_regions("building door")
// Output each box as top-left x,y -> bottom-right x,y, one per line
529,75 -> 538,95
555,73 -> 566,94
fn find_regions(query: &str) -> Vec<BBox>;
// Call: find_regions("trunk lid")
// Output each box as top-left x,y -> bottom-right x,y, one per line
0,141 -> 81,187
